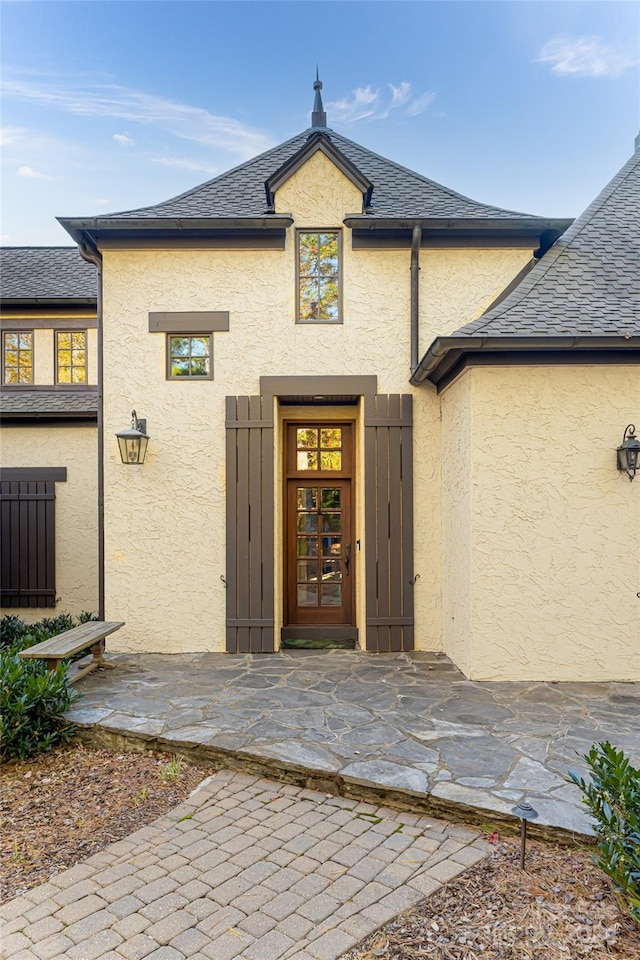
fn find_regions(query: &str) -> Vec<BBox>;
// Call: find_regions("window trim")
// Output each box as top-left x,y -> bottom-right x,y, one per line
296,228 -> 343,325
166,333 -> 214,381
55,329 -> 88,385
2,330 -> 34,385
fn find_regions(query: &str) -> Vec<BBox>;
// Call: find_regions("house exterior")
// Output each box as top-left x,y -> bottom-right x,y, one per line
2,83 -> 638,680
0,248 -> 98,618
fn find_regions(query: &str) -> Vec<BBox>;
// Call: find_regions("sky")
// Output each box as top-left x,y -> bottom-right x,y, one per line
1,1 -> 638,246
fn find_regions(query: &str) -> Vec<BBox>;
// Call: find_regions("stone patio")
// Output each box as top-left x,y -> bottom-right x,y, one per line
1,770 -> 490,960
67,651 -> 640,838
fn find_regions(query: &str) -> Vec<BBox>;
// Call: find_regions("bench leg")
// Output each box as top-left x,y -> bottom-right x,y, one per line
45,658 -> 59,672
89,639 -> 116,670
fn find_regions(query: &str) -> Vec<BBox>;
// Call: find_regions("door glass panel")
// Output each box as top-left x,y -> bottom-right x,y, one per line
297,537 -> 318,557
297,561 -> 319,582
297,513 -> 318,532
297,488 -> 318,510
320,428 -> 341,448
321,514 -> 341,533
297,584 -> 318,606
320,451 -> 341,470
321,536 -> 340,557
321,488 -> 341,509
321,560 -> 341,580
297,428 -> 317,448
321,584 -> 342,606
297,451 -> 318,470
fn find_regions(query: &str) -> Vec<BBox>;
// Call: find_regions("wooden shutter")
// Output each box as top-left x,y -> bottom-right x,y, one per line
225,396 -> 275,652
364,394 -> 414,651
0,480 -> 56,608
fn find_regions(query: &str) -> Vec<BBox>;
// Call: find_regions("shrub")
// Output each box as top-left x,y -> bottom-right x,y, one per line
0,654 -> 81,761
0,611 -> 98,655
569,741 -> 640,925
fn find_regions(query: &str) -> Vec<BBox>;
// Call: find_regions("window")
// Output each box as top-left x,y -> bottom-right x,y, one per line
2,331 -> 33,384
167,334 -> 212,379
56,331 -> 87,384
296,427 -> 343,471
297,231 -> 341,323
0,469 -> 65,608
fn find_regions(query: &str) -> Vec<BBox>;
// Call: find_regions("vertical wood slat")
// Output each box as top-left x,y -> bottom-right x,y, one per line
0,480 -> 56,608
364,394 -> 414,652
225,396 -> 275,653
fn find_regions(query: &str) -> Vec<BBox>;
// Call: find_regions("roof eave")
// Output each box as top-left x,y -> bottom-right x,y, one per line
412,334 -> 640,389
345,216 -> 573,234
1,297 -> 97,307
58,215 -> 294,244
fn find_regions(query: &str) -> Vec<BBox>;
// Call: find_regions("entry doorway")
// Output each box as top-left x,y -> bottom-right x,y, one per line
283,422 -> 356,647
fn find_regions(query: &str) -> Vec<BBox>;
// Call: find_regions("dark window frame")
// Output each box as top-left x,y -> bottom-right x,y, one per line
55,329 -> 88,385
166,333 -> 214,380
296,228 -> 343,325
2,330 -> 34,385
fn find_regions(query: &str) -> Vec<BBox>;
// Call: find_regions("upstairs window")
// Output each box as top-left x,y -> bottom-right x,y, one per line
2,331 -> 33,384
297,230 -> 341,323
56,331 -> 87,384
167,334 -> 212,379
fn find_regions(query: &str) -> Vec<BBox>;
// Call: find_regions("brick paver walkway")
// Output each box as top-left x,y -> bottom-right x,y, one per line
1,770 -> 489,960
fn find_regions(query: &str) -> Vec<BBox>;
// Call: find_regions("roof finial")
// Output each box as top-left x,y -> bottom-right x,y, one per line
311,67 -> 327,129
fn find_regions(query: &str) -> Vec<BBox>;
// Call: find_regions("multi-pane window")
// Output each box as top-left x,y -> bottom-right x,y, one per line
2,332 -> 33,384
56,331 -> 87,383
298,231 -> 340,322
296,427 -> 342,471
168,335 -> 212,379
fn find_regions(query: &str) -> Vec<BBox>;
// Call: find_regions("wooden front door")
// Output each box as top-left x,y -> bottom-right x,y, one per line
285,424 -> 354,629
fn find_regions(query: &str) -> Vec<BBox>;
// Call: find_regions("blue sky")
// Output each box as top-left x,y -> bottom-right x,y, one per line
1,1 -> 638,245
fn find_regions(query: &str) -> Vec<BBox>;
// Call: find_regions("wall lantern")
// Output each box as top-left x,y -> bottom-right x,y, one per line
116,410 -> 149,464
617,424 -> 639,481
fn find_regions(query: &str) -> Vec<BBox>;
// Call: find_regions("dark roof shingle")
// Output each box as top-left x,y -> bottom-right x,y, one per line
453,150 -> 640,338
0,247 -> 97,301
0,390 -> 98,417
94,128 -> 545,222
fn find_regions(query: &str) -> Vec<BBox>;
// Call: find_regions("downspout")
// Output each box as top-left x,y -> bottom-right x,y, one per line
78,239 -> 104,621
410,225 -> 422,374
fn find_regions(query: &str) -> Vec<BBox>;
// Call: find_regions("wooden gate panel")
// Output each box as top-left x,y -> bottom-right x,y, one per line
364,395 -> 414,652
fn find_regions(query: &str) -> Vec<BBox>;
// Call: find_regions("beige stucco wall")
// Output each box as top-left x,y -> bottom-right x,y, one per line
100,150 -> 532,653
442,365 -> 640,681
0,425 -> 98,621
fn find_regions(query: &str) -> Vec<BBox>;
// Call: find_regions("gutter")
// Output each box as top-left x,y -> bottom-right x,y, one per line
77,238 -> 105,621
410,334 -> 640,388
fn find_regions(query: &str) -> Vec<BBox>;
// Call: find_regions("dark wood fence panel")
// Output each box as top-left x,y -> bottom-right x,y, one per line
225,396 -> 275,652
364,394 -> 414,651
0,480 -> 56,607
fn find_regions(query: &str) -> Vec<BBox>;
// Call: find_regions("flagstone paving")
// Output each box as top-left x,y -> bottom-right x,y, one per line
65,651 -> 640,838
0,769 -> 491,960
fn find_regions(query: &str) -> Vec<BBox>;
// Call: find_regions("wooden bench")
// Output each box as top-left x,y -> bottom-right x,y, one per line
18,621 -> 125,681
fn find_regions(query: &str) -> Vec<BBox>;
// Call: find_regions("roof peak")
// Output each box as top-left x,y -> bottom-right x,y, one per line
311,68 -> 327,129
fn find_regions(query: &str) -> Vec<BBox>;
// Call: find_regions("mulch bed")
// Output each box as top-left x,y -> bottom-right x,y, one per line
0,744 -> 210,903
344,836 -> 640,959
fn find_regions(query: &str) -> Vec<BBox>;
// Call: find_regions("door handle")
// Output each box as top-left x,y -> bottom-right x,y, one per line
345,543 -> 351,575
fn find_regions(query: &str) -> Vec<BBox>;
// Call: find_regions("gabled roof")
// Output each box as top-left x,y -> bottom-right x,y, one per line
0,247 -> 97,303
59,128 -> 569,245
413,149 -> 640,387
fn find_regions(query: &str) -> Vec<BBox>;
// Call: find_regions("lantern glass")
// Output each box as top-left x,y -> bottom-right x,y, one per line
617,424 -> 639,481
116,412 -> 149,464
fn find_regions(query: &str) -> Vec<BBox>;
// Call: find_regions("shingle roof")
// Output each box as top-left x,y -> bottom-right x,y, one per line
453,150 -> 640,337
0,247 -> 97,301
95,128 -> 544,222
0,390 -> 98,417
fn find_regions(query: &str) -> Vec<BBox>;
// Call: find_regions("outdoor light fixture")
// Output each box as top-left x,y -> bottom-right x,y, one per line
617,424 -> 639,481
116,410 -> 149,464
512,801 -> 538,870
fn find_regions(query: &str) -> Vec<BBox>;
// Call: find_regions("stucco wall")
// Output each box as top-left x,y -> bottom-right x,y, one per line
0,425 -> 98,621
100,150 -> 532,653
442,364 -> 640,681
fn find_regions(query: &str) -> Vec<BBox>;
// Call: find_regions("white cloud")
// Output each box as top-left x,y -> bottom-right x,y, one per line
113,132 -> 134,145
405,91 -> 436,117
17,165 -> 52,180
1,73 -> 274,159
0,126 -> 26,146
328,82 -> 436,123
537,36 -> 638,77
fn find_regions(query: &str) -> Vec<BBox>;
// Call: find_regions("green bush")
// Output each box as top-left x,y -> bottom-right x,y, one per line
569,741 -> 640,925
0,611 -> 98,655
0,654 -> 81,761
